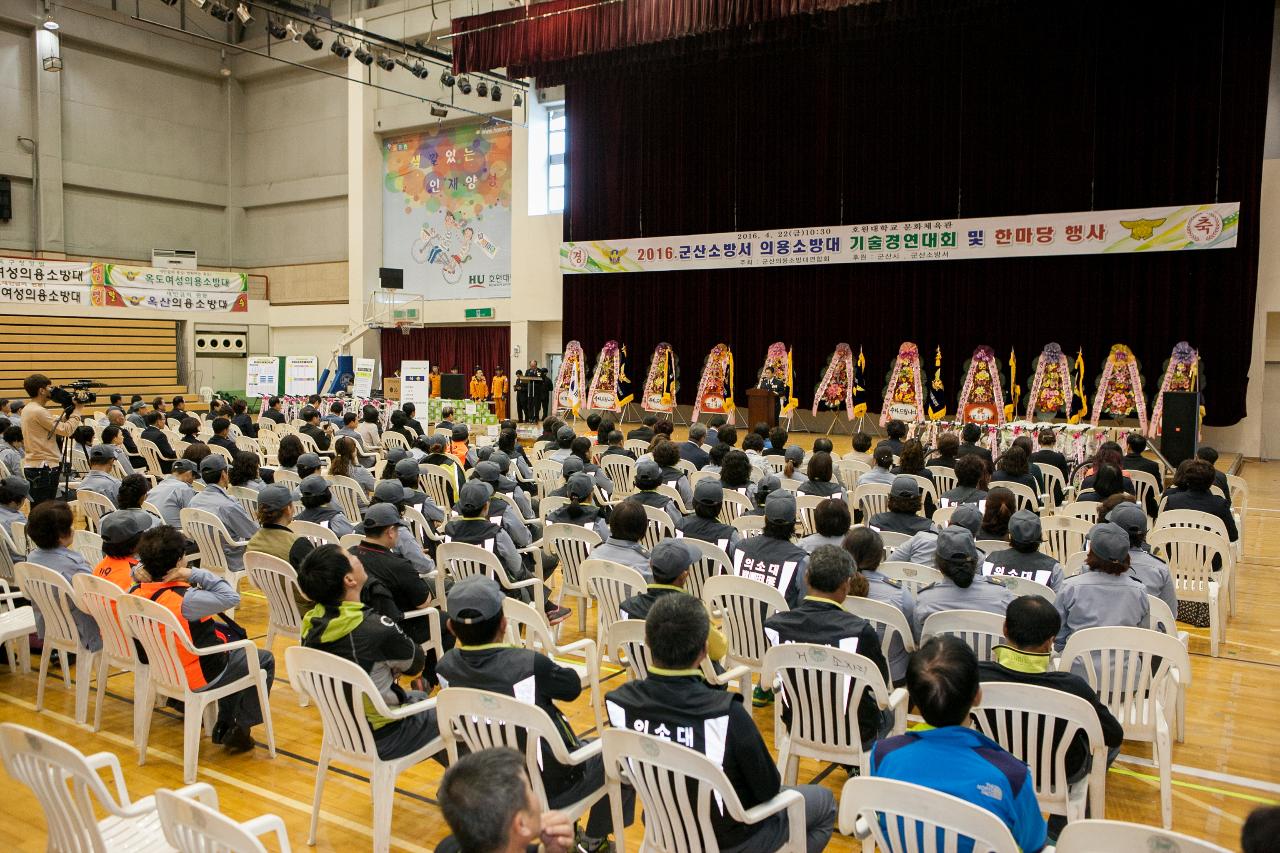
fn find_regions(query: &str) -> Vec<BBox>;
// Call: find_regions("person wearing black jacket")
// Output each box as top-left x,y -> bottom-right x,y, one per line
299,406 -> 333,452
230,400 -> 258,439
978,594 -> 1124,835
604,594 -> 836,853
1122,433 -> 1162,515
763,545 -> 894,748
1165,459 -> 1237,541
956,422 -> 994,471
401,402 -> 425,439
260,396 -> 286,424
1195,446 -> 1233,507
626,415 -> 656,443
349,503 -> 433,644
438,575 -> 633,847
208,418 -> 239,455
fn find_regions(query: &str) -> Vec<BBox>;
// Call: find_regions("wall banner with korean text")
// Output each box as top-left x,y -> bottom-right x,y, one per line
0,258 -> 93,306
560,202 -> 1239,274
382,123 -> 513,300
92,264 -> 249,312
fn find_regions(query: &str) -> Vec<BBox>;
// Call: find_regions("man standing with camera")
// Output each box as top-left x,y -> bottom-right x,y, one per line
20,373 -> 84,505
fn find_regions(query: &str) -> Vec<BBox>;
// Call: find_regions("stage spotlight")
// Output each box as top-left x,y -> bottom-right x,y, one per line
302,26 -> 324,50
191,0 -> 207,8
490,83 -> 502,101
207,3 -> 235,22
430,105 -> 448,118
284,20 -> 301,41
266,17 -> 287,39
513,91 -> 523,106
331,37 -> 351,59
353,44 -> 373,66
457,75 -> 471,94
476,80 -> 488,98
440,69 -> 455,87
396,58 -> 430,78
234,3 -> 252,24
376,53 -> 395,72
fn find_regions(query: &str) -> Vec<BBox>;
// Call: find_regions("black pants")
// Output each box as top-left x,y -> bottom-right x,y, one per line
25,466 -> 64,506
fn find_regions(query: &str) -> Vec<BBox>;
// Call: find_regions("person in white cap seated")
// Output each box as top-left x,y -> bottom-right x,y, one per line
189,452 -> 259,573
982,509 -> 1064,591
868,476 -> 934,537
79,443 -> 123,506
912,527 -> 1015,643
147,458 -> 198,528
1105,500 -> 1177,613
1054,521 -> 1149,653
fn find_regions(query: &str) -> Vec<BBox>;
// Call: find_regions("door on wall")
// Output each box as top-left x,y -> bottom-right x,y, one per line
547,353 -> 562,384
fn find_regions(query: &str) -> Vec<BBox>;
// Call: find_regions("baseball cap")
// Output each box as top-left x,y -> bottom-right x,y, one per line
1,476 -> 30,499
129,401 -> 147,413
451,424 -> 469,441
650,539 -> 700,583
474,461 -> 500,484
562,456 -> 585,477
1007,510 -> 1042,547
890,476 -> 920,499
374,480 -> 421,506
635,457 -> 662,486
458,480 -> 493,515
475,445 -> 494,462
755,474 -> 782,501
948,504 -> 982,537
567,472 -> 594,501
765,490 -> 797,524
447,574 -> 504,624
1106,501 -> 1147,535
693,479 -> 723,508
89,444 -> 116,463
172,458 -> 198,475
433,431 -> 453,448
299,474 -> 331,497
362,502 -> 401,529
296,453 -> 322,472
394,457 -> 421,480
556,425 -> 576,443
1088,522 -> 1130,562
784,445 -> 805,465
384,448 -> 408,467
199,454 -> 228,474
258,484 -> 300,512
489,450 -> 511,474
936,527 -> 978,561
99,511 -> 151,544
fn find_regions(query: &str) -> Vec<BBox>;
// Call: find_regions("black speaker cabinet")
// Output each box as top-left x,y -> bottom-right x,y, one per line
378,267 -> 404,289
1160,391 -> 1200,469
441,373 -> 467,400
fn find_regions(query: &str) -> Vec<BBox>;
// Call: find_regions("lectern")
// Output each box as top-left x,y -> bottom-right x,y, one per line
746,388 -> 778,428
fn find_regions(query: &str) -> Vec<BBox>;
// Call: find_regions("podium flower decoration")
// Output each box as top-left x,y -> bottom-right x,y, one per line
956,345 -> 1007,425
812,343 -> 856,418
692,343 -> 735,421
880,341 -> 925,425
641,343 -> 679,413
552,341 -> 587,417
1025,343 -> 1073,419
1090,343 -> 1147,433
1148,341 -> 1202,437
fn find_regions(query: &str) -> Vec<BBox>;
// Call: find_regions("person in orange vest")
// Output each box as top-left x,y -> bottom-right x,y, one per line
130,525 -> 275,753
469,368 -> 489,402
95,511 -> 152,591
429,365 -> 442,398
490,366 -> 509,421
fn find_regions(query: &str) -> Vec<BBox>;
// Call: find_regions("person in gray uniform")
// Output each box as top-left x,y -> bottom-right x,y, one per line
1105,501 -> 1177,613
545,473 -> 609,541
487,450 -> 534,520
939,455 -> 989,507
394,457 -> 446,525
676,479 -> 742,557
296,474 -> 356,537
1054,522 -> 1150,653
147,458 -> 198,528
626,458 -> 682,528
783,445 -> 809,484
26,500 -> 100,652
891,504 -> 985,567
843,526 -> 911,683
547,425 -> 576,464
983,510 -> 1064,591
589,499 -> 652,579
189,454 -> 259,573
468,461 -> 534,549
796,498 -> 852,554
912,527 -> 1015,643
651,440 -> 692,507
859,445 -> 897,487
78,444 -> 123,506
0,476 -> 29,557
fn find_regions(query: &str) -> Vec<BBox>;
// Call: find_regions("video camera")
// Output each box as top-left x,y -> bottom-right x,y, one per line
49,379 -> 106,414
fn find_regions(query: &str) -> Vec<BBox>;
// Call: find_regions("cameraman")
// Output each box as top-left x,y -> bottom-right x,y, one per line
20,374 -> 84,505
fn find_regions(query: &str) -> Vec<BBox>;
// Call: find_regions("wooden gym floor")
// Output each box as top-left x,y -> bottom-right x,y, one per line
0,445 -> 1275,851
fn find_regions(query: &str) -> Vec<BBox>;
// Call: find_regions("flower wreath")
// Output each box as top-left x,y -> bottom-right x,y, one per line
1148,341 -> 1200,437
1090,343 -> 1147,433
1025,343 -> 1073,419
881,341 -> 925,425
813,343 -> 856,417
956,345 -> 1007,425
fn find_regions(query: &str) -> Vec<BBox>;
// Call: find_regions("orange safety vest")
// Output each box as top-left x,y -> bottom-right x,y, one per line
130,582 -> 218,689
95,555 -> 138,592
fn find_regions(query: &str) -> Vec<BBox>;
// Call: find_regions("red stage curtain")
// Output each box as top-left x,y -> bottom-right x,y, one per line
381,326 -> 510,381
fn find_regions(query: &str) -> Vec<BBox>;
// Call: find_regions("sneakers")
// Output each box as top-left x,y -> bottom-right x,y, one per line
752,686 -> 774,708
573,828 -> 614,853
545,605 -> 573,625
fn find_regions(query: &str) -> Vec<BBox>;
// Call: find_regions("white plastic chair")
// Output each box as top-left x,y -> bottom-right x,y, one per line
581,558 -> 647,656
1058,625 -> 1190,829
601,456 -> 637,499
73,529 -> 104,567
77,489 -> 115,533
838,776 -> 1019,853
681,538 -> 732,604
763,642 -> 907,782
71,573 -> 149,736
537,495 -> 570,526
138,438 -> 175,478
326,474 -> 366,524
380,431 -> 410,452
900,474 -> 940,516
603,728 -> 807,853
843,596 -> 917,664
532,459 -> 564,501
180,507 -> 248,600
243,552 -> 305,654
1147,594 -> 1190,742
1037,514 -> 1090,563
0,577 -> 34,674
155,786 -> 292,853
838,458 -> 871,489
289,519 -> 340,547
730,514 -> 764,537
438,687 -> 607,828
1053,819 -> 1231,853
1152,509 -> 1237,612
228,485 -> 259,518
926,464 -> 957,495
703,574 -> 788,696
624,438 -> 651,456
991,479 -> 1038,513
117,594 -> 276,784
920,609 -> 1007,661
543,523 -> 602,635
1127,470 -> 1161,513
501,597 -> 603,732
1059,500 -> 1100,523
854,483 -> 891,520
273,469 -> 302,488
0,722 -> 218,853
717,488 -> 755,524
930,504 -> 956,527
436,541 -> 542,616
1147,527 -> 1230,657
15,561 -> 99,725
985,573 -> 1056,602
970,681 -> 1106,823
1064,550 -> 1088,578
339,532 -> 363,550
419,463 -> 457,510
605,618 -> 746,689
640,504 -> 675,550
286,646 -> 443,853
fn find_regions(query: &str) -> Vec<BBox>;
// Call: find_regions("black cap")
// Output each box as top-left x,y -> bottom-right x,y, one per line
459,480 -> 492,515
447,575 -> 504,624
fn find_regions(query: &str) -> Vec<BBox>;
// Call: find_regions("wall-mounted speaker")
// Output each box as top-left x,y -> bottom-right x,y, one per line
379,267 -> 404,289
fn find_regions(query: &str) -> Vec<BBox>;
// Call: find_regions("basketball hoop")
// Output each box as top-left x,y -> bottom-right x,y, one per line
395,321 -> 411,336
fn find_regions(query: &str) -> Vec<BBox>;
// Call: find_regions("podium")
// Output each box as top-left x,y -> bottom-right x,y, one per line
747,388 -> 778,428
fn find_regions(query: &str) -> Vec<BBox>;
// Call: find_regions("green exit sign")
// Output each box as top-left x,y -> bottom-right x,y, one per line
464,307 -> 495,320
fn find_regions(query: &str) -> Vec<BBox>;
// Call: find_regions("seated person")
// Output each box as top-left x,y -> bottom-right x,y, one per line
890,504 -> 983,567
978,487 -> 1016,542
797,498 -> 851,553
246,484 -> 312,568
1030,430 -> 1068,478
395,457 -> 446,524
364,481 -> 436,576
1196,446 -> 1232,506
299,544 -> 441,760
731,491 -> 809,611
229,451 -> 267,493
846,432 -> 873,465
330,436 -> 376,495
296,452 -> 324,481
1118,434 -> 1161,516
928,432 -> 960,469
705,415 -> 728,446
626,458 -> 682,528
677,479 -> 741,556
439,575 -> 631,846
605,594 -> 836,853
876,419 -> 908,457
147,458 -> 199,528
912,528 -> 1015,642
983,510 -> 1064,590
701,441 -> 730,474
869,477 -> 935,536
273,434 -> 303,474
100,424 -> 139,476
798,452 -> 843,499
0,426 -> 24,478
843,527 -> 911,683
259,396 -> 285,425
27,500 -> 100,651
940,455 -> 988,507
652,440 -> 691,506
79,444 -> 123,506
545,472 -> 609,540
231,399 -> 258,439
590,499 -> 652,578
548,456 -> 586,499
487,450 -> 534,520
189,454 -> 259,574
1054,522 -> 1149,654
298,406 -> 333,452
626,415 -> 656,443
601,429 -> 635,461
1106,501 -> 1177,612
718,448 -> 754,497
177,416 -> 204,448
208,418 -> 238,455
95,510 -> 151,590
548,425 -> 576,464
436,748 -> 575,853
131,525 -> 274,753
469,461 -> 536,550
679,423 -> 711,469
892,440 -> 936,517
782,445 -> 808,483
990,445 -> 1038,496
871,635 -> 1046,853
978,595 -> 1124,836
764,426 -> 788,457
743,473 -> 784,518
620,539 -> 728,663
0,476 -> 28,558
859,445 -> 896,487
764,545 -> 894,748
295,474 -> 356,537
741,432 -> 769,471
955,422 -> 994,470
422,432 -> 465,502
1076,463 -> 1129,504
449,424 -> 477,469
350,503 -> 435,644
1164,458 -> 1237,541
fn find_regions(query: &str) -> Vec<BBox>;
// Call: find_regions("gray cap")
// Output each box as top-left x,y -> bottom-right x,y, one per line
693,479 -> 723,507
756,474 -> 782,501
172,458 -> 198,474
199,454 -> 227,474
299,474 -> 331,497
765,490 -> 796,524
451,424 -> 469,441
1007,510 -> 1042,547
474,461 -> 500,484
556,425 -> 576,443
936,527 -> 978,561
562,456 -> 585,477
99,511 -> 151,544
394,457 -> 422,479
258,484 -> 300,512
489,450 -> 511,474
129,401 -> 147,413
89,444 -> 116,463
1,476 -> 30,498
635,457 -> 662,485
459,480 -> 493,515
1106,501 -> 1147,535
475,445 -> 494,462
362,502 -> 401,529
567,472 -> 594,501
1088,522 -> 1130,562
433,431 -> 453,448
374,479 -> 421,506
384,448 -> 409,467
297,453 -> 322,472
784,445 -> 805,464
650,539 -> 700,582
447,574 -> 504,624
890,476 -> 920,499
948,504 -> 982,537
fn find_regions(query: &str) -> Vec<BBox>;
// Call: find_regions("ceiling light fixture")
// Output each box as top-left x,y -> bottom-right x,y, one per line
457,75 -> 471,95
266,17 -> 287,39
440,69 -> 455,87
353,44 -> 373,66
430,105 -> 448,118
375,53 -> 395,72
41,15 -> 59,30
513,91 -> 523,107
234,3 -> 252,24
475,80 -> 488,98
490,83 -> 502,101
331,37 -> 352,59
301,26 -> 324,50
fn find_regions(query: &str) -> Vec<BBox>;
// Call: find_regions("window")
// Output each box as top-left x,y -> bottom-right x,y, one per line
547,105 -> 566,213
